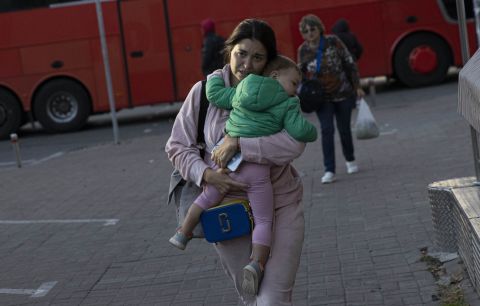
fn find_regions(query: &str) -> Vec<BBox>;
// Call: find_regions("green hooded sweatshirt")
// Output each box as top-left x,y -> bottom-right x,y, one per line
206,74 -> 317,142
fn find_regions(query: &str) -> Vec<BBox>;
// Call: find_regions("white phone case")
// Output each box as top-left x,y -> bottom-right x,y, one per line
213,139 -> 243,171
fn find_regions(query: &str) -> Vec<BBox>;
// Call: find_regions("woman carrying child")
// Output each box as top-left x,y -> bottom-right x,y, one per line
169,55 -> 317,296
166,19 -> 308,305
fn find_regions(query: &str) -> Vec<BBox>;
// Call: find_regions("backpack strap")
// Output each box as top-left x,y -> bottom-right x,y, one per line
315,36 -> 325,74
197,80 -> 208,158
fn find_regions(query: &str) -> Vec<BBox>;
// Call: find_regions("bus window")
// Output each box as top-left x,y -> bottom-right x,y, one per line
0,0 -> 83,13
439,0 -> 474,20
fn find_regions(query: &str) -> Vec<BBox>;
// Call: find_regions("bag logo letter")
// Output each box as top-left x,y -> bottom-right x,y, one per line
218,213 -> 232,233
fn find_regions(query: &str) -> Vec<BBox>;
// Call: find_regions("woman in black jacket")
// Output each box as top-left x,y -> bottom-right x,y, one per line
331,18 -> 363,62
201,18 -> 225,76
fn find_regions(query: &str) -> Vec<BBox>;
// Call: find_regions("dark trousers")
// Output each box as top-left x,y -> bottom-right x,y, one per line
316,97 -> 355,173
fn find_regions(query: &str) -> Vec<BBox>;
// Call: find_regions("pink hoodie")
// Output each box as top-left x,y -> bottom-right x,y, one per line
165,65 -> 305,208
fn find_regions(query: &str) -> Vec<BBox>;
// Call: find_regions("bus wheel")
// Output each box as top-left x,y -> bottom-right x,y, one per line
0,89 -> 22,139
394,33 -> 450,87
34,79 -> 91,132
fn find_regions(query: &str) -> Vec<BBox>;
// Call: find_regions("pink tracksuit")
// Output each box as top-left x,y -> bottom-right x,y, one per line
166,66 -> 305,305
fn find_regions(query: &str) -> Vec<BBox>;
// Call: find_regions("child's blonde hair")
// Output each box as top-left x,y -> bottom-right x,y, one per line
263,55 -> 301,77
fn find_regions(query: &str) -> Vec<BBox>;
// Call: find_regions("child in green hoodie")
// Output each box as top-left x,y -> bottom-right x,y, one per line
207,55 -> 317,141
169,55 -> 316,296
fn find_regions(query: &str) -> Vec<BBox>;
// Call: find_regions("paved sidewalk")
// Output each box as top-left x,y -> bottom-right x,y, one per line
0,81 -> 478,305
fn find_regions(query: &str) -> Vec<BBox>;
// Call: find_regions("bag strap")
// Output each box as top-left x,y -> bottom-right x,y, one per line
167,80 -> 208,206
197,80 -> 208,158
315,36 -> 325,73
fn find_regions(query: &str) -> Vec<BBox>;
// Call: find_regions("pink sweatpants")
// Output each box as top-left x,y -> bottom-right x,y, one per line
195,162 -> 273,247
215,199 -> 305,305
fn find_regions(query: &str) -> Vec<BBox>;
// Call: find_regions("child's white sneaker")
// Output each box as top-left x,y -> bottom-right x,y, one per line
321,171 -> 335,184
169,231 -> 191,250
242,261 -> 263,296
346,161 -> 359,174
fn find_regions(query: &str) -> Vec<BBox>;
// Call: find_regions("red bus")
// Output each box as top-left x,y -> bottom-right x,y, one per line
0,0 -> 477,138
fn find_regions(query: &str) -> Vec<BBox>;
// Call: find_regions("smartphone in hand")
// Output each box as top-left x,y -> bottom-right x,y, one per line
213,139 -> 243,172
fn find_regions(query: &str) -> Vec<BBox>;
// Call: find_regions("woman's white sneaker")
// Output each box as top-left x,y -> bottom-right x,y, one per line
321,171 -> 335,184
346,161 -> 359,174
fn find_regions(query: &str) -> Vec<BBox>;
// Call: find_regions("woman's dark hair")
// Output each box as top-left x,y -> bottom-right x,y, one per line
224,19 -> 278,63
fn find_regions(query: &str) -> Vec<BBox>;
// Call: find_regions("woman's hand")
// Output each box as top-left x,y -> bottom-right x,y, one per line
356,88 -> 365,99
212,135 -> 239,168
203,168 -> 248,194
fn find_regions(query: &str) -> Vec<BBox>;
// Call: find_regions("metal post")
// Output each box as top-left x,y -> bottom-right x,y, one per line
95,0 -> 120,144
474,0 -> 480,43
457,0 -> 470,63
457,0 -> 480,183
471,126 -> 480,180
472,0 -> 480,183
10,133 -> 21,168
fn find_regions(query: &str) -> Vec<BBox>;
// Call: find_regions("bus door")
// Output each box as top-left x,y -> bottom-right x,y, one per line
119,0 -> 175,105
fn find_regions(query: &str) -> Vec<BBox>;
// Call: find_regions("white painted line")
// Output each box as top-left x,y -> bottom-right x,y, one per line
0,281 -> 57,298
0,151 -> 65,168
0,219 -> 119,226
380,129 -> 398,136
0,160 -> 35,167
30,152 -> 65,165
0,288 -> 36,295
31,281 -> 58,298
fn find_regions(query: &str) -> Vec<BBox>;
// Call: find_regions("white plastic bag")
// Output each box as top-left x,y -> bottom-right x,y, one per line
354,98 -> 379,140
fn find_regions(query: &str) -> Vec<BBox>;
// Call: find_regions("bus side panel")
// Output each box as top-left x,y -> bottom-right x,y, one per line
167,0 -> 385,96
0,2 -> 130,114
120,0 -> 175,105
0,69 -> 96,113
260,14 -> 298,61
90,35 -> 130,112
89,2 -> 130,112
439,20 -> 478,67
0,49 -> 22,78
5,34 -> 129,114
21,41 -> 92,75
382,0 -> 478,73
445,20 -> 478,67
169,25 -> 203,98
167,0 -> 312,98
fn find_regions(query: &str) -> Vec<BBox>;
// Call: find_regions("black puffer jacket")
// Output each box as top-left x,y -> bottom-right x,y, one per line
201,33 -> 225,76
331,19 -> 363,61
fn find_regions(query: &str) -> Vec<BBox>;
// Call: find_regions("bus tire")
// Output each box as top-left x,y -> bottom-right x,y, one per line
394,33 -> 451,87
34,79 -> 91,133
0,89 -> 22,139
